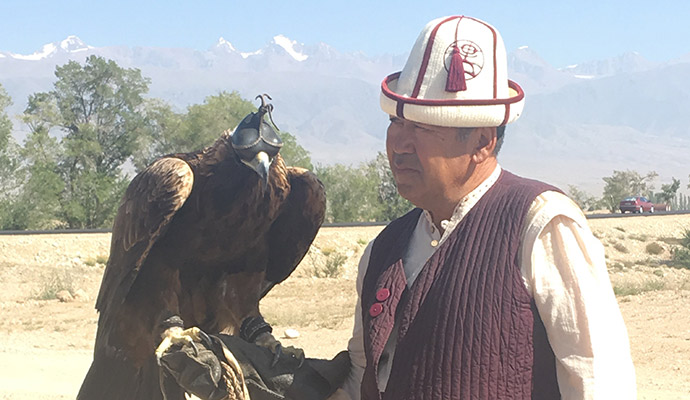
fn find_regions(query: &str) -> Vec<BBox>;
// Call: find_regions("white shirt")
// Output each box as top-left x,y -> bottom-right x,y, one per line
342,165 -> 636,400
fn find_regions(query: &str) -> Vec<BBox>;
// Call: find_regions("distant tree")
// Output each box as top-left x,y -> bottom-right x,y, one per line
0,84 -> 25,229
314,153 -> 413,223
370,152 -> 412,220
24,55 -> 151,228
131,98 -> 184,171
279,131 -> 314,170
658,178 -> 681,204
316,163 -> 380,223
601,170 -> 658,213
566,185 -> 597,211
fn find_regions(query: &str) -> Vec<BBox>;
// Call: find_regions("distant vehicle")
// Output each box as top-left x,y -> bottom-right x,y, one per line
619,196 -> 667,213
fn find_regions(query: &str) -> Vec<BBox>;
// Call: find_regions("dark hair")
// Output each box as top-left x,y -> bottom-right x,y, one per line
457,126 -> 506,156
494,125 -> 506,156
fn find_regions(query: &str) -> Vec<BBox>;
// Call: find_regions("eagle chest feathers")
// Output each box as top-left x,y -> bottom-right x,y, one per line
160,155 -> 291,269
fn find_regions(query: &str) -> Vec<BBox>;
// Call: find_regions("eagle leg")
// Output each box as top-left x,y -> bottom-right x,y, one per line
254,331 -> 305,368
240,316 -> 304,367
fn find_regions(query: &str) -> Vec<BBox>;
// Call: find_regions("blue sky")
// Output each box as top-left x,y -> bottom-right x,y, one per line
1,0 -> 689,68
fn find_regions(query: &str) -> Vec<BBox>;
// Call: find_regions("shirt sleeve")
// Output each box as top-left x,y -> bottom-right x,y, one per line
341,241 -> 373,400
521,191 -> 636,399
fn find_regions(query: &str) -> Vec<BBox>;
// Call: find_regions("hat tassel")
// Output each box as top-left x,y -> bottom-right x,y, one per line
446,46 -> 467,92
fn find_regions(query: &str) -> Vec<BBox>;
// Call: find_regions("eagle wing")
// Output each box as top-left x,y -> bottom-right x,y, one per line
96,157 -> 194,314
261,167 -> 326,297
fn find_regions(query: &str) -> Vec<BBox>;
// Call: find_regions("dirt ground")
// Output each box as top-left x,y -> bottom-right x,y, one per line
1,216 -> 689,399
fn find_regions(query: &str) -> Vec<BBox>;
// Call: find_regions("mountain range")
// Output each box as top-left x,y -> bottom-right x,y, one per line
1,35 -> 689,196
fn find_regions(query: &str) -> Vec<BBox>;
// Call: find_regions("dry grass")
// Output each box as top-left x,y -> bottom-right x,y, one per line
30,269 -> 76,300
262,278 -> 356,329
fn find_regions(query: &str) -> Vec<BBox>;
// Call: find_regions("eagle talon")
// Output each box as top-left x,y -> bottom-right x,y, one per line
155,326 -> 206,364
198,329 -> 214,350
271,343 -> 282,368
189,340 -> 199,357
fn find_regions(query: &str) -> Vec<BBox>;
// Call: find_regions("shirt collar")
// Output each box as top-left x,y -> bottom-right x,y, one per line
422,164 -> 502,242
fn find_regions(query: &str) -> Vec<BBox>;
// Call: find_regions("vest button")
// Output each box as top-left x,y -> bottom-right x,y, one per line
431,239 -> 439,247
376,288 -> 390,302
369,302 -> 384,317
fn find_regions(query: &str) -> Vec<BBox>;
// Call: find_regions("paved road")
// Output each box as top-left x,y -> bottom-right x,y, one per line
586,210 -> 690,219
2,210 -> 690,234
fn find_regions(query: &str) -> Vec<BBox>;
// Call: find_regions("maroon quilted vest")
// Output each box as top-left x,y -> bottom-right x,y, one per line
361,170 -> 561,400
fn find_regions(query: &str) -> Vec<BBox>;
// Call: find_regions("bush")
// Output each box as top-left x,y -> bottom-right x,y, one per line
613,242 -> 629,253
613,279 -> 666,296
672,247 -> 690,269
645,242 -> 664,255
31,270 -> 75,300
681,229 -> 690,249
85,254 -> 109,267
671,229 -> 690,269
309,248 -> 348,278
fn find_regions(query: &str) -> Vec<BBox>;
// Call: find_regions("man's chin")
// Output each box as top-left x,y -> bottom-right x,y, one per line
395,183 -> 421,204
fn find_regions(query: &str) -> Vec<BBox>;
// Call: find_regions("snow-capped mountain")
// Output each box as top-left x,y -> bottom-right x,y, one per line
270,35 -> 308,61
559,51 -> 657,79
507,46 -> 577,94
1,36 -> 690,194
214,37 -> 236,53
8,36 -> 92,61
209,35 -> 310,61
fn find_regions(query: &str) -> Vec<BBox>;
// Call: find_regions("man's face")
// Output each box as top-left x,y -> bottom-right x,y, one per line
386,116 -> 478,212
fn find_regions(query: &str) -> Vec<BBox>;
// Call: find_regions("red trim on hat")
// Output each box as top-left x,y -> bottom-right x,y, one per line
501,103 -> 510,125
411,15 -> 461,98
382,72 -> 524,106
396,99 -> 405,119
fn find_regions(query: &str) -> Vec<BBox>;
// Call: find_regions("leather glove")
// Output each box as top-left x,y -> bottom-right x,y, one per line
159,332 -> 350,400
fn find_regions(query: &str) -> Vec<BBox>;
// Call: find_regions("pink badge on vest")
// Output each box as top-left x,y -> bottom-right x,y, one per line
376,288 -> 391,302
369,303 -> 384,317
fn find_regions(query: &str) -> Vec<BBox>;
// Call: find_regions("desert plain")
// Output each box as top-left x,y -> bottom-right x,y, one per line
1,214 -> 689,399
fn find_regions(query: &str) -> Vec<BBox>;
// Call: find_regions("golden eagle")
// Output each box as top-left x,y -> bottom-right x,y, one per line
78,95 -> 326,400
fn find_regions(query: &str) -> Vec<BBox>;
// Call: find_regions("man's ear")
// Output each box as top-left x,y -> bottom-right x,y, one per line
472,127 -> 497,163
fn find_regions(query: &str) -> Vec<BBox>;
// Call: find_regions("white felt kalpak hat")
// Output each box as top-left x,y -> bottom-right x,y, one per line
380,15 -> 525,127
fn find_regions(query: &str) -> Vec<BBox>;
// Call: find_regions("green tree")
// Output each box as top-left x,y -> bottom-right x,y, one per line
601,170 -> 658,213
131,98 -> 185,170
0,84 -> 25,229
566,185 -> 597,211
316,163 -> 380,223
315,153 -> 412,223
12,93 -> 66,229
658,178 -> 681,204
25,56 -> 151,228
279,131 -> 313,170
370,152 -> 412,220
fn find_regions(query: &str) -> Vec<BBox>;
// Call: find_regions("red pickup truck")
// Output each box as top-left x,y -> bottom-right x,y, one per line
619,196 -> 667,213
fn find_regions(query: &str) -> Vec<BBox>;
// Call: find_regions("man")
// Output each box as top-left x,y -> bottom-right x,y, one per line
339,15 -> 636,400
